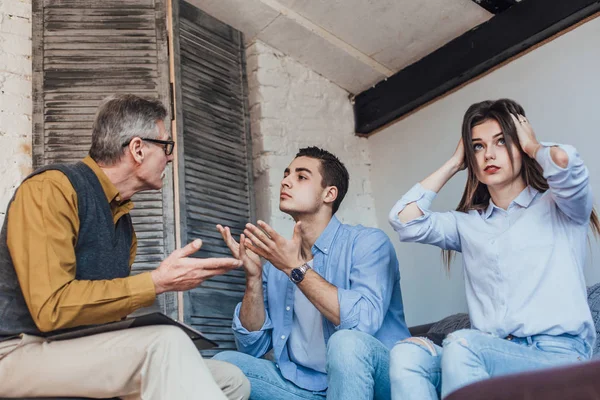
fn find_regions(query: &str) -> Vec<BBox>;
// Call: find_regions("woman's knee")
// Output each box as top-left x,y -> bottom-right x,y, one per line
443,329 -> 481,345
442,329 -> 489,358
441,329 -> 491,372
390,337 -> 439,379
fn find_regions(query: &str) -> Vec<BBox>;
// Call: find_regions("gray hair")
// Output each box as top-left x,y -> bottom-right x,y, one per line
89,94 -> 168,165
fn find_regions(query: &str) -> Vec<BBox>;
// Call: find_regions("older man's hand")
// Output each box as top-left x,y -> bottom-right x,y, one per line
151,239 -> 242,294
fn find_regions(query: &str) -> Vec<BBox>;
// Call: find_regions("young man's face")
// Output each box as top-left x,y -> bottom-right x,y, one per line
279,156 -> 328,216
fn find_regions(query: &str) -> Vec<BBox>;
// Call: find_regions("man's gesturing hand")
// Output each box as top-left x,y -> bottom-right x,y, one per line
151,239 -> 243,294
243,220 -> 305,275
216,224 -> 262,280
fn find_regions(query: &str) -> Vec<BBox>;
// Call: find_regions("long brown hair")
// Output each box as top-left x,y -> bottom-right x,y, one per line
443,99 -> 600,268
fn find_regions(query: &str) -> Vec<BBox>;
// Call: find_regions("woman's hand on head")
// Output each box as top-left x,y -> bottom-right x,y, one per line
451,138 -> 467,172
511,113 -> 541,158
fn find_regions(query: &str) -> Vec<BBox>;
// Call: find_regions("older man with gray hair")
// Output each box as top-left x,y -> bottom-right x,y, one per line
0,94 -> 250,400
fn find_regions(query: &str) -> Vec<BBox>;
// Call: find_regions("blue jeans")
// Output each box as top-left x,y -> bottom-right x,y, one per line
389,329 -> 590,400
213,330 -> 391,400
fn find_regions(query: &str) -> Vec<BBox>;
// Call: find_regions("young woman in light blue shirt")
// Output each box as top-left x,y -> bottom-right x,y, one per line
387,99 -> 600,399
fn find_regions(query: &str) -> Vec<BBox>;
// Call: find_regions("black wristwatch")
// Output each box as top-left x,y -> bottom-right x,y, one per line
290,262 -> 311,284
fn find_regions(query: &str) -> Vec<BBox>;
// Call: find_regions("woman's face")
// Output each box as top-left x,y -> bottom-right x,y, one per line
470,118 -> 523,189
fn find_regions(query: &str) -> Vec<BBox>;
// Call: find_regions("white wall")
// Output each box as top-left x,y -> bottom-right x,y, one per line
369,16 -> 600,326
247,40 -> 378,235
0,0 -> 32,227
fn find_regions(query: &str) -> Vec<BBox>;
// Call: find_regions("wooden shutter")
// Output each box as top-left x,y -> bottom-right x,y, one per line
32,0 -> 177,316
172,0 -> 255,356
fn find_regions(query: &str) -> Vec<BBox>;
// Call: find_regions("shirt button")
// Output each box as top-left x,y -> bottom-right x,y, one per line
286,306 -> 291,311
276,364 -> 279,368
281,335 -> 286,340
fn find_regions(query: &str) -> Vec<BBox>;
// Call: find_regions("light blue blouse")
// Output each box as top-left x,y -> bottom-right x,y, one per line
389,143 -> 595,352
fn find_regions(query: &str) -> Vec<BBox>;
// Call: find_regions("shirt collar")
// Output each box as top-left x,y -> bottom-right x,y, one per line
513,185 -> 538,208
312,215 -> 341,255
82,156 -> 131,208
483,186 -> 538,219
483,201 -> 496,220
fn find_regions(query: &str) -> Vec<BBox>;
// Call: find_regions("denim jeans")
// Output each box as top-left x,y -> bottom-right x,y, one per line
389,328 -> 590,400
213,330 -> 391,400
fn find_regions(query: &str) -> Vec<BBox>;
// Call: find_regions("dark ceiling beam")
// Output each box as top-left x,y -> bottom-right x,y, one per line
353,0 -> 600,136
471,0 -> 520,14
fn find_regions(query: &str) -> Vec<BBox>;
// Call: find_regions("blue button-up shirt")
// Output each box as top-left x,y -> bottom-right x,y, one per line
389,143 -> 595,353
232,216 -> 410,391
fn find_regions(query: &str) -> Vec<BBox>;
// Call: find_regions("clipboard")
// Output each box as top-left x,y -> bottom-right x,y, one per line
45,312 -> 218,350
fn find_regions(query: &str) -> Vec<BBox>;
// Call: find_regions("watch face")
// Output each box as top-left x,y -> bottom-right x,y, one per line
290,268 -> 304,283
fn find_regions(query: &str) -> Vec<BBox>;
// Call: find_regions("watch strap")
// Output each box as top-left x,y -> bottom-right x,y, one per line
290,262 -> 311,284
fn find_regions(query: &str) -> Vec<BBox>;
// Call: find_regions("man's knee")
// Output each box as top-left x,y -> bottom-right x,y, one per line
147,325 -> 194,353
390,337 -> 439,378
212,350 -> 247,365
208,358 -> 251,400
327,329 -> 377,371
212,351 -> 254,374
327,330 -> 373,353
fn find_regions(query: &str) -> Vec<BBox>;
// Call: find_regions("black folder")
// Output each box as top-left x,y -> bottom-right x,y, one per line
45,312 -> 218,350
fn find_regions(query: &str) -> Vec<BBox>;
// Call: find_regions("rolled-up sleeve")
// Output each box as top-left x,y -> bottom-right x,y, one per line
336,230 -> 397,334
388,183 -> 461,251
536,142 -> 592,225
231,267 -> 273,357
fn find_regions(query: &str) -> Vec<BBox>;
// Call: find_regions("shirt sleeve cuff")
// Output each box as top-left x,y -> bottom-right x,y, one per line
127,272 -> 156,310
232,302 -> 273,346
335,288 -> 362,330
535,142 -> 575,176
388,183 -> 437,230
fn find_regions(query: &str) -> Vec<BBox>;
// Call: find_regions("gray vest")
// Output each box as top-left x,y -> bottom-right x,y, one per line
0,162 -> 133,338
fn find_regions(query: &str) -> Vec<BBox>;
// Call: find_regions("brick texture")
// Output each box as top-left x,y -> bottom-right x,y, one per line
0,0 -> 32,227
247,40 -> 377,236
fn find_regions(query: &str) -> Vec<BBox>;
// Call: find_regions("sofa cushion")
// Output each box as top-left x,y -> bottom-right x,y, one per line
427,313 -> 471,337
586,283 -> 600,355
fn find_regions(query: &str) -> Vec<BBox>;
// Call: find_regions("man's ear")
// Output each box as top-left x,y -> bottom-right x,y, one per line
127,137 -> 144,165
323,186 -> 338,206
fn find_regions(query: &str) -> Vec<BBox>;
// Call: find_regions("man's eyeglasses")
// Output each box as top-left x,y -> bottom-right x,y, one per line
122,137 -> 175,156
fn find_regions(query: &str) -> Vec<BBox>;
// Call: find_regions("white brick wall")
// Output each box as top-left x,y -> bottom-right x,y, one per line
247,40 -> 377,236
0,0 -> 32,227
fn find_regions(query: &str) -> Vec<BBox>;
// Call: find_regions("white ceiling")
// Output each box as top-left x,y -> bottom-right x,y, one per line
186,0 -> 493,94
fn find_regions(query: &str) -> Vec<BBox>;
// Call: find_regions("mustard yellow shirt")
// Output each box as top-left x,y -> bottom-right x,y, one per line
6,156 -> 156,332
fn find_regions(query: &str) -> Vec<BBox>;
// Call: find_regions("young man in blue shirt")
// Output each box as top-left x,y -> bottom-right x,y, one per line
214,147 -> 410,399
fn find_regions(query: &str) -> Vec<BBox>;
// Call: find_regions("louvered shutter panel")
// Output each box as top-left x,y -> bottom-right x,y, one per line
172,0 -> 255,356
32,0 -> 177,316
